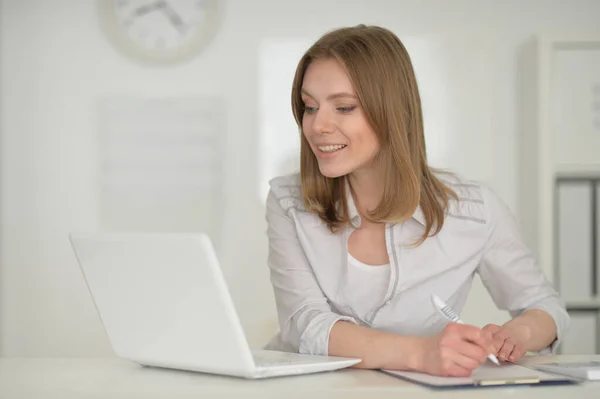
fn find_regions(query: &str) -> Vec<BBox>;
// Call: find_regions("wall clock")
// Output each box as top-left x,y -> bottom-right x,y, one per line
99,0 -> 222,66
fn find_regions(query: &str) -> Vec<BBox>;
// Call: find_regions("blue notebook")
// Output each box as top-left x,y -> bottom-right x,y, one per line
382,362 -> 579,389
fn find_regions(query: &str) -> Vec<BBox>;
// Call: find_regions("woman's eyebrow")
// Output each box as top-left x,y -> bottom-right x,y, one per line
301,89 -> 357,100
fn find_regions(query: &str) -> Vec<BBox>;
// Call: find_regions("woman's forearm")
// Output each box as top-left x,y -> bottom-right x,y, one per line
502,309 -> 557,352
328,321 -> 426,370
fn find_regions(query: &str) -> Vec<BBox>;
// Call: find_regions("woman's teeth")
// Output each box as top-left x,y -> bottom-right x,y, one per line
317,144 -> 346,153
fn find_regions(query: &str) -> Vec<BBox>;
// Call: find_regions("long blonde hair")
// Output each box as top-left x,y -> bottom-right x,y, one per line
291,25 -> 456,244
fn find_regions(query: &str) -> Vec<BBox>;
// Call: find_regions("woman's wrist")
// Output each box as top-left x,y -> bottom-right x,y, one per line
393,335 -> 429,372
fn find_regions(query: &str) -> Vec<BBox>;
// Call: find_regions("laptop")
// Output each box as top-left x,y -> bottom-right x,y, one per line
69,232 -> 361,378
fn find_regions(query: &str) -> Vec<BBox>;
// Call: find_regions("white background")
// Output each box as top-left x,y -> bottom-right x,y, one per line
1,0 -> 600,357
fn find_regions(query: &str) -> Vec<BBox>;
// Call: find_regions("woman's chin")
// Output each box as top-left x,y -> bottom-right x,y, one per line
318,164 -> 350,179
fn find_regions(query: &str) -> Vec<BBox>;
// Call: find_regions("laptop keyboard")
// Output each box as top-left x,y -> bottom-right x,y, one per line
251,350 -> 330,367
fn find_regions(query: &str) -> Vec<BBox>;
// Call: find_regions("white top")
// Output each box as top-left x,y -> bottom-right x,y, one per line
346,253 -> 390,320
265,172 -> 569,357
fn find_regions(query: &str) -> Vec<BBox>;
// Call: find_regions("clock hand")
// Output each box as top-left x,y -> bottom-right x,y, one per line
161,2 -> 187,35
131,1 -> 164,18
122,1 -> 164,27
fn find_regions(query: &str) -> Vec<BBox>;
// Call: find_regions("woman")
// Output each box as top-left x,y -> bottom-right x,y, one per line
265,24 -> 568,377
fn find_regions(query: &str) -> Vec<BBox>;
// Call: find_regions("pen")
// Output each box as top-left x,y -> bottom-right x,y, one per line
431,294 -> 500,366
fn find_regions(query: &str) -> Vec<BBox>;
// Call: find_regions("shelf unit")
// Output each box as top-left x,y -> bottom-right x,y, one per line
520,35 -> 600,355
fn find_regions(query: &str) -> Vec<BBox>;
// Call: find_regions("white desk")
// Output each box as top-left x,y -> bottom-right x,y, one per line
1,355 -> 599,399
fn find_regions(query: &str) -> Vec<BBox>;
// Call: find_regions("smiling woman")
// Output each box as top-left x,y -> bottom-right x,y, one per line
299,59 -> 378,180
290,26 -> 453,241
264,24 -> 569,377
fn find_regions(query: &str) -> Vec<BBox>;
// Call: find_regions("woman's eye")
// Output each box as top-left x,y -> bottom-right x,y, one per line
304,106 -> 318,114
337,106 -> 356,113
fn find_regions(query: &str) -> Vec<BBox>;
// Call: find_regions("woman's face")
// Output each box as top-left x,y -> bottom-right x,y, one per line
301,58 -> 380,178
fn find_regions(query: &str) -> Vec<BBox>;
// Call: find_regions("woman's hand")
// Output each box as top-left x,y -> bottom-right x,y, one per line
418,323 -> 496,377
482,323 -> 528,363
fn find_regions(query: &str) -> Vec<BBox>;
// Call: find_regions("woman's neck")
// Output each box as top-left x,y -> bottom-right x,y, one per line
347,167 -> 383,217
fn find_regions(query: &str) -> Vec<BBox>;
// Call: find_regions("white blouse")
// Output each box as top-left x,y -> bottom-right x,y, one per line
264,172 -> 569,356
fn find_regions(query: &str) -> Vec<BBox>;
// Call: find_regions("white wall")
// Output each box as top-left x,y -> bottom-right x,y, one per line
1,0 -> 600,357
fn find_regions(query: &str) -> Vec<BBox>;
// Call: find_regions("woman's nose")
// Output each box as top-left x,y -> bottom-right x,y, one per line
311,108 -> 335,134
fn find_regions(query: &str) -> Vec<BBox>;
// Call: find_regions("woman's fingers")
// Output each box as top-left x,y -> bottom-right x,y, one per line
498,340 -> 515,362
507,344 -> 525,363
482,324 -> 504,354
444,323 -> 496,356
454,340 -> 488,365
437,346 -> 478,376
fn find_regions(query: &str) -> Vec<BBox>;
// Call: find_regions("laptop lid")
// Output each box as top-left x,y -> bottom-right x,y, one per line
69,232 -> 256,376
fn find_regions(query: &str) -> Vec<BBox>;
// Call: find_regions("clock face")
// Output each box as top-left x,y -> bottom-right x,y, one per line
100,0 -> 221,65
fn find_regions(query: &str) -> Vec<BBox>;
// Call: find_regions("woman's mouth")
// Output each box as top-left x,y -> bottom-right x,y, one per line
314,144 -> 347,159
317,144 -> 347,153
